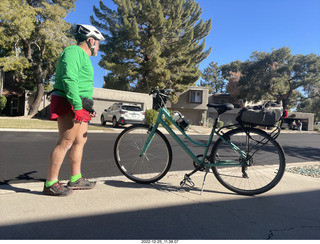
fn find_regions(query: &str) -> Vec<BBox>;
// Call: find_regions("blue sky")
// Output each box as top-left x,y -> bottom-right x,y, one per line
65,0 -> 320,88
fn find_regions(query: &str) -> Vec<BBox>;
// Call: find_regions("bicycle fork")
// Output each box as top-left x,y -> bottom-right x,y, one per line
139,126 -> 157,157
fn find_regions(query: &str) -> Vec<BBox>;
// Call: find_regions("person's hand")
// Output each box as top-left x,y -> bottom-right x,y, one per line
73,109 -> 85,123
89,110 -> 97,118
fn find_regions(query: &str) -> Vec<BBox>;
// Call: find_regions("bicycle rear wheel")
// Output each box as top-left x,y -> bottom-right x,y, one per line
114,124 -> 172,184
211,127 -> 285,195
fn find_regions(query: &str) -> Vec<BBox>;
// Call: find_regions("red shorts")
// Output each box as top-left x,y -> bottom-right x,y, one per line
50,94 -> 90,122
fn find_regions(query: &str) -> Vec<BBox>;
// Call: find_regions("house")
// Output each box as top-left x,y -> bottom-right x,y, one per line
24,87 -> 153,124
166,87 -> 210,125
167,89 -> 242,126
283,112 -> 314,131
0,70 -> 25,116
24,86 -> 210,126
20,85 -> 317,130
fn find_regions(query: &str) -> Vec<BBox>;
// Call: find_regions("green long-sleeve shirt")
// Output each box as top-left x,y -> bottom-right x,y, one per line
54,45 -> 94,111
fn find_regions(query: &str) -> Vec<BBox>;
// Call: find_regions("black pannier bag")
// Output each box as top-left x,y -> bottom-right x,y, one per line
237,101 -> 283,127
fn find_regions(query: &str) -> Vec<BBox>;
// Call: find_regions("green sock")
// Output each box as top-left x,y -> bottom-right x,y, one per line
70,173 -> 82,183
45,179 -> 58,188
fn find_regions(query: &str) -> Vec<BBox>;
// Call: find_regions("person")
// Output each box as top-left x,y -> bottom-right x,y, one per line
43,24 -> 105,196
297,120 -> 302,131
292,120 -> 296,130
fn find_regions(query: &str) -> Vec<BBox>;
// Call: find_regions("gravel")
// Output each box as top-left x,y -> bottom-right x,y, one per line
286,164 -> 320,178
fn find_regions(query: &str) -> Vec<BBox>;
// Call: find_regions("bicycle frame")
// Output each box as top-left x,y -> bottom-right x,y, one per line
140,106 -> 247,168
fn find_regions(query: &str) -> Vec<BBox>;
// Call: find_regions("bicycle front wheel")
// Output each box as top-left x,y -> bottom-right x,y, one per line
114,124 -> 172,184
211,127 -> 285,195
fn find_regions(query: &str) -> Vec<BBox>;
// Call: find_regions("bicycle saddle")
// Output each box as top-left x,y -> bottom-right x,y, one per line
207,103 -> 234,114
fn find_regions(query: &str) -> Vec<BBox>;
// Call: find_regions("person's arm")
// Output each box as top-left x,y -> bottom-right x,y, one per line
60,48 -> 83,111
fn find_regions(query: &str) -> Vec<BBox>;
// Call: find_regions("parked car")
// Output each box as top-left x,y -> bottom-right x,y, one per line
101,103 -> 145,127
314,121 -> 320,129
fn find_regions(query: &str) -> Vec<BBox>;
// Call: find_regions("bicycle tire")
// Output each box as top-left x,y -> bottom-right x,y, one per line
114,124 -> 172,184
211,127 -> 285,195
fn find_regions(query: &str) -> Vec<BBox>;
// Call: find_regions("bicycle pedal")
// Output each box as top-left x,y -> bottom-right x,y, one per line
180,175 -> 195,188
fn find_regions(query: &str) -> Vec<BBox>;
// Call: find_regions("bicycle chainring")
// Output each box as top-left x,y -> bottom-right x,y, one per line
193,154 -> 210,171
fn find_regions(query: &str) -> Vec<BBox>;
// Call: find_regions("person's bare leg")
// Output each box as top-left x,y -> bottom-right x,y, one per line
68,121 -> 88,177
47,112 -> 80,182
67,121 -> 96,189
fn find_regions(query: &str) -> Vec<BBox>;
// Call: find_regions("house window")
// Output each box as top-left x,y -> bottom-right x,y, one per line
189,90 -> 202,103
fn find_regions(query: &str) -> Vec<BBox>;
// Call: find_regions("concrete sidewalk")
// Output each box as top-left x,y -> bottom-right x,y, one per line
0,170 -> 319,240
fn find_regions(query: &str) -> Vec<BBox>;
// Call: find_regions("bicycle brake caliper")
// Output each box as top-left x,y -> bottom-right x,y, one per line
180,174 -> 195,188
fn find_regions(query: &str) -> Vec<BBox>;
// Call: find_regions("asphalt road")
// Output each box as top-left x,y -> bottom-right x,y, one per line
0,130 -> 319,185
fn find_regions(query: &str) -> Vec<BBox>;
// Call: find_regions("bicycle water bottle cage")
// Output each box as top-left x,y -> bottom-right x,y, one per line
207,103 -> 234,115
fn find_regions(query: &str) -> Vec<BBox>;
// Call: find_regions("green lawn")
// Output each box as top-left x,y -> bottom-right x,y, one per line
0,117 -> 111,131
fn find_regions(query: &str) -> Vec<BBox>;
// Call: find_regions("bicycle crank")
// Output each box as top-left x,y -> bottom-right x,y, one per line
193,154 -> 210,172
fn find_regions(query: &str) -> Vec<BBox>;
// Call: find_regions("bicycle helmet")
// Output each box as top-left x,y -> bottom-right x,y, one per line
75,24 -> 105,42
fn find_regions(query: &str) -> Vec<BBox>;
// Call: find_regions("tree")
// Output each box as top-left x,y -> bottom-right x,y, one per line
218,60 -> 242,100
103,73 -> 132,91
297,97 -> 320,121
224,47 -> 320,110
0,0 -> 76,116
91,0 -> 212,96
297,81 -> 320,120
200,61 -> 225,93
0,95 -> 7,114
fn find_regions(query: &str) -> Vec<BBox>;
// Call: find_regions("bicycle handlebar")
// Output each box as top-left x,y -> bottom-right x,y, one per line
149,88 -> 174,108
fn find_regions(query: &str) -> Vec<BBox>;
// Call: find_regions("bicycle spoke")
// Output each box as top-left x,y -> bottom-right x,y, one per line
212,127 -> 285,195
114,124 -> 172,183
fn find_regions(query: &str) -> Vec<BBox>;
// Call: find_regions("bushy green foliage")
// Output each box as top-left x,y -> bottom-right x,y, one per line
145,108 -> 173,127
200,62 -> 225,93
225,122 -> 235,129
219,47 -> 320,111
145,109 -> 159,125
92,0 -> 212,95
217,120 -> 224,128
0,0 -> 76,116
0,95 -> 7,113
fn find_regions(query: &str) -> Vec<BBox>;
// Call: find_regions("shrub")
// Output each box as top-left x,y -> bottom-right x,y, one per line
145,109 -> 173,127
0,96 -> 7,114
226,122 -> 235,129
217,120 -> 224,128
145,109 -> 158,125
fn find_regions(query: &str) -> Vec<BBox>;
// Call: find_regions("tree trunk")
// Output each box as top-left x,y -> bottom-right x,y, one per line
28,81 -> 44,117
28,63 -> 45,117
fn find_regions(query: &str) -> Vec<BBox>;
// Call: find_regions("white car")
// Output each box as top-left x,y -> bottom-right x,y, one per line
314,121 -> 320,129
101,103 -> 145,127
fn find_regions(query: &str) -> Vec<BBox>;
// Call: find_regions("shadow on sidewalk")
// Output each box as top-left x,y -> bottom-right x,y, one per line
0,171 -> 45,194
0,190 -> 319,240
104,178 -> 235,196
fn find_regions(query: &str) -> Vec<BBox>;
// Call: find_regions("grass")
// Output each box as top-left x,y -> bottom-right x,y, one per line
0,116 -> 111,131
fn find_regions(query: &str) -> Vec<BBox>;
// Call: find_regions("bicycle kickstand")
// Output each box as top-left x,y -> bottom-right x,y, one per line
200,168 -> 210,195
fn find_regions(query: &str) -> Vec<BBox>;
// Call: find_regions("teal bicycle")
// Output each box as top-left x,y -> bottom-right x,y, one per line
113,88 -> 286,195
